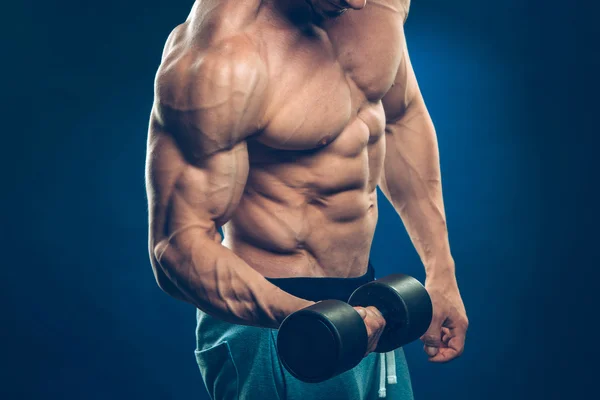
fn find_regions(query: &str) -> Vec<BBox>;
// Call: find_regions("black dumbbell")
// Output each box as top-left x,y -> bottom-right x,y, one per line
276,274 -> 432,383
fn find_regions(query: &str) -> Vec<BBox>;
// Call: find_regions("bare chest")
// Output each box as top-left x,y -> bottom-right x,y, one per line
256,2 -> 405,152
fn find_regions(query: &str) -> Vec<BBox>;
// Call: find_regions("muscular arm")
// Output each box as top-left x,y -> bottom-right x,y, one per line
146,40 -> 312,328
380,41 -> 453,277
381,31 -> 468,362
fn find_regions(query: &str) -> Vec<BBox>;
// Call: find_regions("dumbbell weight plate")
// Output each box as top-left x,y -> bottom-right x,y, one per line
276,299 -> 368,383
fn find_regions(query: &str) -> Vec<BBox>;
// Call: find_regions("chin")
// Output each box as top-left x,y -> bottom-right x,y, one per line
310,0 -> 348,19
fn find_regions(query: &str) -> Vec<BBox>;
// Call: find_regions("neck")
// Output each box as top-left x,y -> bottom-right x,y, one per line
187,0 -> 265,28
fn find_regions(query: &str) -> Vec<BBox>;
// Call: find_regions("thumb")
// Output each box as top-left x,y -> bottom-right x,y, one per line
421,320 -> 443,357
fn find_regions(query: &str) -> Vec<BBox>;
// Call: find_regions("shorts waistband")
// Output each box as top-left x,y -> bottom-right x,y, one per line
265,262 -> 375,302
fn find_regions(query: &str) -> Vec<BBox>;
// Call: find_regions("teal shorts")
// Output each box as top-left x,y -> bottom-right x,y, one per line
194,265 -> 414,400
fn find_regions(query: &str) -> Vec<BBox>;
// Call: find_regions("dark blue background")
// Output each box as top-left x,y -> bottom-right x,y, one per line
5,1 -> 597,399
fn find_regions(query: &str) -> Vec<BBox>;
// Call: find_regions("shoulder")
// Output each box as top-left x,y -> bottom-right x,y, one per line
151,28 -> 269,150
394,0 -> 411,21
156,28 -> 267,110
379,0 -> 411,21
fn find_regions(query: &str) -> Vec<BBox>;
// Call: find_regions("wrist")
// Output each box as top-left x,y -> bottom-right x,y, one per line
273,298 -> 315,328
424,255 -> 456,280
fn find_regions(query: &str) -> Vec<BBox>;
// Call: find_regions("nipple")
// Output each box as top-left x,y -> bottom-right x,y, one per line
318,135 -> 333,147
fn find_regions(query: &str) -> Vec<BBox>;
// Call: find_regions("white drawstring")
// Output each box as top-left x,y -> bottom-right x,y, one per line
378,351 -> 398,398
378,353 -> 386,398
386,350 -> 397,384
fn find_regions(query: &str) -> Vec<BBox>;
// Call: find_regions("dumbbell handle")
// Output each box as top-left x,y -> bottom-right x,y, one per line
348,274 -> 432,353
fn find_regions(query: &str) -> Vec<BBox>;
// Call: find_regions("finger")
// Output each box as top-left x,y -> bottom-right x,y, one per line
424,345 -> 439,357
365,306 -> 386,326
421,331 -> 442,347
354,307 -> 375,350
364,306 -> 379,319
441,327 -> 451,344
421,317 -> 444,347
362,309 -> 385,335
364,308 -> 385,338
365,306 -> 383,318
447,330 -> 466,356
421,315 -> 445,358
428,347 -> 459,363
361,308 -> 386,354
430,331 -> 466,363
354,307 -> 367,320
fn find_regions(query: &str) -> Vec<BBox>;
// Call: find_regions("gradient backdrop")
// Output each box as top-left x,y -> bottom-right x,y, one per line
5,1 -> 597,399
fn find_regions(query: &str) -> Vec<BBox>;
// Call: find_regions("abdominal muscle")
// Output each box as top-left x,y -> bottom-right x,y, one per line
223,186 -> 379,279
222,115 -> 385,279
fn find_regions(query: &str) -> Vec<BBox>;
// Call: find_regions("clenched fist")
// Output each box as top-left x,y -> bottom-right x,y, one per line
420,275 -> 468,363
354,306 -> 387,355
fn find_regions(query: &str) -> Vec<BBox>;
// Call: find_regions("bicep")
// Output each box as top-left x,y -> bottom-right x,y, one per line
148,43 -> 267,245
146,133 -> 249,246
167,140 -> 249,231
145,36 -> 268,303
144,129 -> 248,301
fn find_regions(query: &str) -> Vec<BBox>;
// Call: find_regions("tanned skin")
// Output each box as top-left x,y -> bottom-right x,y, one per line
146,0 -> 468,361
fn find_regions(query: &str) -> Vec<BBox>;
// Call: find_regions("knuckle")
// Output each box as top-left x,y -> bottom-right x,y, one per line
371,306 -> 383,317
421,335 -> 438,345
366,306 -> 379,316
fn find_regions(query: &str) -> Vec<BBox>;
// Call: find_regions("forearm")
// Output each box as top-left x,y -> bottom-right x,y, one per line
153,228 -> 313,329
380,102 -> 454,277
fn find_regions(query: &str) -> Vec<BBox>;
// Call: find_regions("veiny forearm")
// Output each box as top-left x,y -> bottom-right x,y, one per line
381,102 -> 454,277
154,228 -> 313,329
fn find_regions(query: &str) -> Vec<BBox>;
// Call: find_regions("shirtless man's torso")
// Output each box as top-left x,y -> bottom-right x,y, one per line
146,0 -> 467,375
